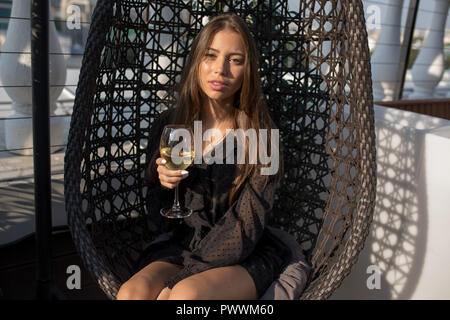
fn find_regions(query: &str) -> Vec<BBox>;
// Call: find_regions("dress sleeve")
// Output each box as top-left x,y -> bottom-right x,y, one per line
164,169 -> 279,289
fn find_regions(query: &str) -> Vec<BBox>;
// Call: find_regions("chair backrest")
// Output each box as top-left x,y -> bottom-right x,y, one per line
65,0 -> 376,300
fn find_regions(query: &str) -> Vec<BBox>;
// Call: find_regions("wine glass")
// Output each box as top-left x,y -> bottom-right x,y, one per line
159,124 -> 195,218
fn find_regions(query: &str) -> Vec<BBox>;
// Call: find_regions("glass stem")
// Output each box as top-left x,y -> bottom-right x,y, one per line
173,184 -> 180,209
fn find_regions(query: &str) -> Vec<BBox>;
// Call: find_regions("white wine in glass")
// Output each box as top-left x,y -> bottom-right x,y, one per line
159,125 -> 194,218
160,147 -> 195,171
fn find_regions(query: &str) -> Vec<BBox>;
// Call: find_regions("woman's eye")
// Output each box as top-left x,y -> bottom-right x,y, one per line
205,53 -> 215,59
231,58 -> 243,64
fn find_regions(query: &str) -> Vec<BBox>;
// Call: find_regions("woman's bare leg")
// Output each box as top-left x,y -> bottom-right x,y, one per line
167,264 -> 258,300
116,261 -> 182,300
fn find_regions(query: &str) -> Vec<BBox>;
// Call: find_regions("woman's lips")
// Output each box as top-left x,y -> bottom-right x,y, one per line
208,81 -> 227,91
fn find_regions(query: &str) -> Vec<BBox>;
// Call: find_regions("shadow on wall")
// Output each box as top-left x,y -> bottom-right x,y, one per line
330,107 -> 439,300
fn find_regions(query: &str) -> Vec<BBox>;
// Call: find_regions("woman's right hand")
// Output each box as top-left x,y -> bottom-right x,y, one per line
156,157 -> 189,189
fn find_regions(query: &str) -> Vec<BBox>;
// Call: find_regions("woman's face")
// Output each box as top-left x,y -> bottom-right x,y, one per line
197,29 -> 246,107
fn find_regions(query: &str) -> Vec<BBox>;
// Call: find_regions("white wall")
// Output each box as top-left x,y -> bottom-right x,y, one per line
330,105 -> 450,300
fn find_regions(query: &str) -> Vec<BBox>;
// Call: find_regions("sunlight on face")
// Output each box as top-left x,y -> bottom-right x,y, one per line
198,29 -> 246,106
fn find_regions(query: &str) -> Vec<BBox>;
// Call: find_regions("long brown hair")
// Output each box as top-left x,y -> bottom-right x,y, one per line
165,13 -> 284,205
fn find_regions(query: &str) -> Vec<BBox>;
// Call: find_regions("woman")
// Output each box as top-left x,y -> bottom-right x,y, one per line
117,13 -> 295,300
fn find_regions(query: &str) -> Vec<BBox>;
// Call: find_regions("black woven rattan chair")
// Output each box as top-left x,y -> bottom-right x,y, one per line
65,0 -> 376,300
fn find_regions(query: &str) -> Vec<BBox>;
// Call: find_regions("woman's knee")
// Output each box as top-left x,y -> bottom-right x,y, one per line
116,281 -> 134,300
168,265 -> 258,300
116,261 -> 182,300
168,279 -> 206,300
116,277 -> 159,300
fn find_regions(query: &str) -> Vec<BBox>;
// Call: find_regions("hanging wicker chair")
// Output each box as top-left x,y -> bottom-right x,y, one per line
64,0 -> 376,300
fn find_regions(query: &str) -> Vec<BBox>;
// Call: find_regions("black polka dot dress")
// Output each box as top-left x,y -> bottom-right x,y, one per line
132,109 -> 292,297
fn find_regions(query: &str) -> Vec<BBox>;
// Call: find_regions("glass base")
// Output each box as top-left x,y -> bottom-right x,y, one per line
160,206 -> 193,219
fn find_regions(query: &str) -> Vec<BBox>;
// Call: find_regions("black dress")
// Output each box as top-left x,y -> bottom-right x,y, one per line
132,109 -> 292,297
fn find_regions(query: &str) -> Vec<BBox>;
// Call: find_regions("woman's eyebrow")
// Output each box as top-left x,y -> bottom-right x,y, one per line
207,47 -> 244,56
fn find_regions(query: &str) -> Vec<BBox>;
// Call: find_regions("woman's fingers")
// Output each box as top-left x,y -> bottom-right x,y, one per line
160,173 -> 189,189
155,157 -> 167,166
156,158 -> 189,178
156,157 -> 189,189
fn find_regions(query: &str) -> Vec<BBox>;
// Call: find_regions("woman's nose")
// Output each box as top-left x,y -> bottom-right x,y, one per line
213,57 -> 227,74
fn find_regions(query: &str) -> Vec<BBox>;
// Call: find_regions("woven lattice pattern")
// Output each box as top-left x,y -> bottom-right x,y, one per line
65,0 -> 376,300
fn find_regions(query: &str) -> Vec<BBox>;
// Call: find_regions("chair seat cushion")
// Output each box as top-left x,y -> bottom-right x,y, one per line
260,226 -> 312,300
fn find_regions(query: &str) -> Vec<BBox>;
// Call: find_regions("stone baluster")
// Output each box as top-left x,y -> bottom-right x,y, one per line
0,0 -> 67,156
371,0 -> 404,101
61,0 -> 91,55
409,0 -> 449,99
447,67 -> 450,98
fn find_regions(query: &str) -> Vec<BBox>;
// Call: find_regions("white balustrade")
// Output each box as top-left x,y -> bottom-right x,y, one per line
0,0 -> 66,156
447,67 -> 450,98
409,0 -> 450,99
60,0 -> 91,55
370,0 -> 404,101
